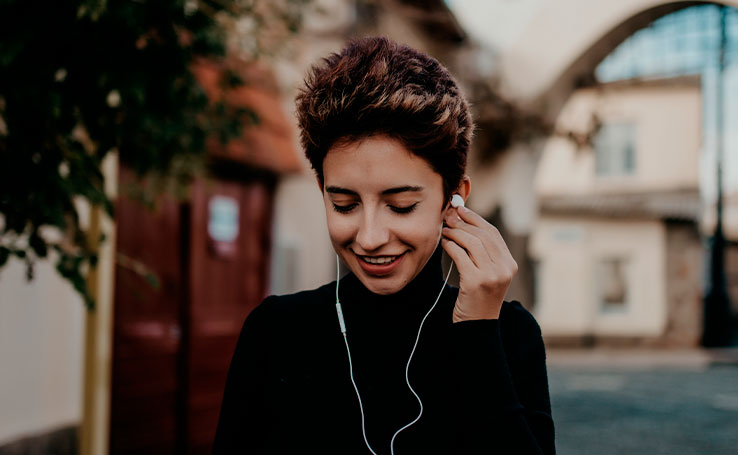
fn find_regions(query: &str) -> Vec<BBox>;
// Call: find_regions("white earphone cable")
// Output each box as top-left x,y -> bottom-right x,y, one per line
388,259 -> 453,454
336,255 -> 378,455
335,253 -> 454,455
342,322 -> 378,455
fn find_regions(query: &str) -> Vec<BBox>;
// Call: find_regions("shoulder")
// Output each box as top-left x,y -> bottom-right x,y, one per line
499,300 -> 546,359
500,300 -> 541,333
266,280 -> 336,310
230,281 -> 340,359
244,280 -> 338,327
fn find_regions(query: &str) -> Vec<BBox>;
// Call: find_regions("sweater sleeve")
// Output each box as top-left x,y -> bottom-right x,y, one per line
450,302 -> 555,454
212,296 -> 276,454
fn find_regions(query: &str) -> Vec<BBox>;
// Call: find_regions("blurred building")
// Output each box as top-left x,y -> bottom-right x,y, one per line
451,0 -> 738,347
531,75 -> 703,346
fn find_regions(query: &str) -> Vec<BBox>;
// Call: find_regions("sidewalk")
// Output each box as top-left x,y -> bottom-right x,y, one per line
546,347 -> 738,369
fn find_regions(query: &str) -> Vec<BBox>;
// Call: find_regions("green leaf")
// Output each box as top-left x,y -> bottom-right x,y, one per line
0,0 -> 311,311
0,247 -> 9,267
29,231 -> 48,258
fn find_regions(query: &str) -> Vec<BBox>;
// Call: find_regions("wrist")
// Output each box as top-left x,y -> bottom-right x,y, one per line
452,305 -> 500,323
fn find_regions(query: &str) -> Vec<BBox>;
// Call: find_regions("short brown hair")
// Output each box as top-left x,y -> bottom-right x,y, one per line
295,36 -> 473,202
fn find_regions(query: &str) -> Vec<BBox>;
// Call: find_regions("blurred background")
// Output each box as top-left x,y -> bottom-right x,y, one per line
1,0 -> 737,453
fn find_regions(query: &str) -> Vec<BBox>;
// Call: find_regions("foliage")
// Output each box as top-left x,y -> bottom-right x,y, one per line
0,0 -> 307,308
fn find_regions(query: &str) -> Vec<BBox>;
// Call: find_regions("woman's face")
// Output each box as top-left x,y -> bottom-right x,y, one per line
320,135 -> 450,295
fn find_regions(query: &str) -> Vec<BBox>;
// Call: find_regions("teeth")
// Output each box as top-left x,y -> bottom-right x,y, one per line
362,255 -> 398,265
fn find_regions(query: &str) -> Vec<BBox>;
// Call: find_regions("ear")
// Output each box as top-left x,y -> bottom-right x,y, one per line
456,175 -> 471,203
446,175 -> 471,210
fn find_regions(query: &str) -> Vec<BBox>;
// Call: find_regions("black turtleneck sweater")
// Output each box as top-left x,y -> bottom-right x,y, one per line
213,245 -> 555,454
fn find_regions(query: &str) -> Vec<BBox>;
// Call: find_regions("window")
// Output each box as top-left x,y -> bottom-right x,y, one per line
596,5 -> 738,83
596,257 -> 629,311
594,123 -> 636,176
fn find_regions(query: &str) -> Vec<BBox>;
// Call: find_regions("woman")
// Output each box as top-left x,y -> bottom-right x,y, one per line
213,36 -> 555,454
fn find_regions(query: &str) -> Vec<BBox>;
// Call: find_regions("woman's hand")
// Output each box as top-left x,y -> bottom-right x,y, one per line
441,205 -> 518,322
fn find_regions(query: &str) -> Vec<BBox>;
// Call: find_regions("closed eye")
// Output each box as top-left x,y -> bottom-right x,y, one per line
332,203 -> 357,213
331,202 -> 418,214
390,203 -> 418,214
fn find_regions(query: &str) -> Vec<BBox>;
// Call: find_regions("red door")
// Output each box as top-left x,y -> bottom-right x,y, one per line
111,168 -> 185,453
110,169 -> 274,454
184,177 -> 274,453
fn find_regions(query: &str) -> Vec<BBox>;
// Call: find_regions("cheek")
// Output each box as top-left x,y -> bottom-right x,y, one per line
325,211 -> 355,244
395,212 -> 444,243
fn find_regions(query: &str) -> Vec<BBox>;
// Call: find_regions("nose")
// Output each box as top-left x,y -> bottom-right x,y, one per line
355,210 -> 390,252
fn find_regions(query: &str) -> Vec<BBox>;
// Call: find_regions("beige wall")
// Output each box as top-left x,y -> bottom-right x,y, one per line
267,1 -> 351,295
529,217 -> 667,337
468,144 -> 541,236
535,80 -> 702,197
528,81 -> 700,339
269,175 -> 336,294
0,154 -> 116,449
0,258 -> 85,444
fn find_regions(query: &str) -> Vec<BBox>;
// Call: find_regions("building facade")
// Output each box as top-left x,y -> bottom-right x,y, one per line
530,77 -> 703,346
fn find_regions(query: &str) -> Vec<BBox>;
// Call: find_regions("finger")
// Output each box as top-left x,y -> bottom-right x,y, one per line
444,233 -> 517,283
441,237 -> 477,277
446,207 -> 494,238
442,227 -> 490,269
445,214 -> 504,264
454,208 -> 512,260
455,205 -> 488,228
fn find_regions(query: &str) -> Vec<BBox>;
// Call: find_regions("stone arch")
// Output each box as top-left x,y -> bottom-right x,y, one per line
498,0 -> 738,118
540,2 -> 705,118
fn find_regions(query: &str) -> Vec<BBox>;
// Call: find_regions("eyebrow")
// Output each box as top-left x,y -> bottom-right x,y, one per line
326,185 -> 424,196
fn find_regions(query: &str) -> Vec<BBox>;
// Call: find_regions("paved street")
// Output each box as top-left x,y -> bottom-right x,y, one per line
548,351 -> 738,455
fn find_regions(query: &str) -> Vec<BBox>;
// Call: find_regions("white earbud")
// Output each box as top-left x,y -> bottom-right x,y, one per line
450,194 -> 464,208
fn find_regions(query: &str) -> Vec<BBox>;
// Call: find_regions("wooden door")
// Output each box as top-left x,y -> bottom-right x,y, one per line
184,177 -> 275,453
110,170 -> 274,454
110,168 -> 186,453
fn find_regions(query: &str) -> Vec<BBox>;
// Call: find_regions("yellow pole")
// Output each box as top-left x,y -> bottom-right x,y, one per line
80,152 -> 118,455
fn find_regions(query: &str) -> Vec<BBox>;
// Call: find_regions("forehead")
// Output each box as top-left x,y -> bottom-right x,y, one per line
323,135 -> 442,191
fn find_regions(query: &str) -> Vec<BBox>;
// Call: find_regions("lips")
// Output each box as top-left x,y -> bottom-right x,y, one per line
355,251 -> 407,276
359,254 -> 402,265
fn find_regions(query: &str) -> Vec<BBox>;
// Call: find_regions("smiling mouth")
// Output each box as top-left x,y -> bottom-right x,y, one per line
357,252 -> 405,265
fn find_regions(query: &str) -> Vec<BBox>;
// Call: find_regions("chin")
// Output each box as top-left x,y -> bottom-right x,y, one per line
359,277 -> 405,295
349,256 -> 413,295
